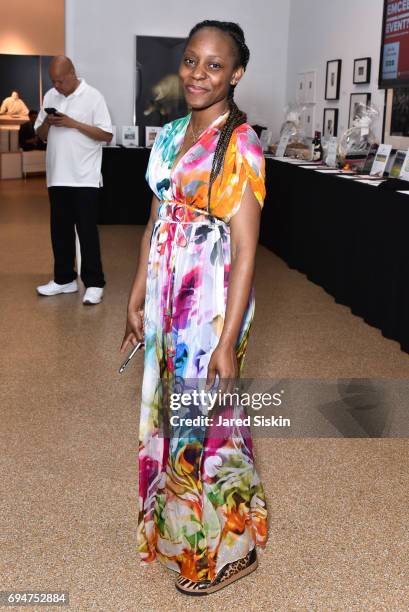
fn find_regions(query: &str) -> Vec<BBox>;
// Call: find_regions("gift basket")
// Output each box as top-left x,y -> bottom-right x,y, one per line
337,103 -> 379,170
269,104 -> 311,159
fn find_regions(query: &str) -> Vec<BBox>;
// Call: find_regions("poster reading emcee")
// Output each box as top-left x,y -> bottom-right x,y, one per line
382,0 -> 409,81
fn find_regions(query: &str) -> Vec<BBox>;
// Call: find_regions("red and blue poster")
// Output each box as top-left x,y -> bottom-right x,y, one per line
382,0 -> 409,82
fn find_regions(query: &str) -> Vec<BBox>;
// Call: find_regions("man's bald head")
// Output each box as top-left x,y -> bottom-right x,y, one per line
50,55 -> 75,74
49,56 -> 79,97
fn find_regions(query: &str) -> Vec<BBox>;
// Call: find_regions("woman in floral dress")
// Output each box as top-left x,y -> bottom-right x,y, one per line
121,20 -> 268,595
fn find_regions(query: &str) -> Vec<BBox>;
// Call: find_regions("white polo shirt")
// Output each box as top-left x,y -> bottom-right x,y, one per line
35,79 -> 112,188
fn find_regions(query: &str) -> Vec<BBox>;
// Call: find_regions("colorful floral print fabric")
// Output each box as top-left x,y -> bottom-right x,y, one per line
137,110 -> 268,582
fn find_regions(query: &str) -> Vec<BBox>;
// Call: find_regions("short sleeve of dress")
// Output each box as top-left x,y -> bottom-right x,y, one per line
235,124 -> 266,208
212,123 -> 266,222
145,122 -> 172,195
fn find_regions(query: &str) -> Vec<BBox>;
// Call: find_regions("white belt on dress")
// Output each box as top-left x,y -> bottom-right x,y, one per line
157,200 -> 228,317
157,200 -> 228,248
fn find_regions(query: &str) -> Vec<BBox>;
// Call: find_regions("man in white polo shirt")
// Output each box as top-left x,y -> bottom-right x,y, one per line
35,56 -> 113,305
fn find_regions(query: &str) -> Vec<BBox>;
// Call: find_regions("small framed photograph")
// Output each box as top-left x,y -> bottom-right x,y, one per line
353,57 -> 371,84
389,149 -> 407,178
304,71 -> 317,104
348,93 -> 371,127
325,59 -> 342,100
323,108 -> 339,138
122,126 -> 139,147
370,144 -> 392,177
296,73 -> 306,104
145,126 -> 162,147
301,105 -> 316,138
400,148 -> 409,180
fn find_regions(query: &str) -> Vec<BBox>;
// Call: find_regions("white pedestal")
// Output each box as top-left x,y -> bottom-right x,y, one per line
9,129 -> 19,152
0,152 -> 22,179
21,150 -> 46,177
0,130 -> 9,152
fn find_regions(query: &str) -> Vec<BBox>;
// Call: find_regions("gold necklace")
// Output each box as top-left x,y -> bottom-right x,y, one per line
189,107 -> 229,143
190,121 -> 207,143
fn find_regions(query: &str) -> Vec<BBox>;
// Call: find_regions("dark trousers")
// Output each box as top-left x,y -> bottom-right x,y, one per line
48,186 -> 105,288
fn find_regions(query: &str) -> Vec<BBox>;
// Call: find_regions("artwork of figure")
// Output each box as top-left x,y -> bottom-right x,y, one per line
0,91 -> 29,117
143,74 -> 184,119
135,35 -> 188,145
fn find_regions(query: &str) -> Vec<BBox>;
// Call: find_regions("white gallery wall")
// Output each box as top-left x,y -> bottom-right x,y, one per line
65,0 -> 389,142
65,0 -> 291,139
0,0 -> 64,55
286,0 -> 386,141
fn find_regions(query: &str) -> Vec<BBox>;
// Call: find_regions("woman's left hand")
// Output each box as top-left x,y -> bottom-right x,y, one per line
206,342 -> 238,394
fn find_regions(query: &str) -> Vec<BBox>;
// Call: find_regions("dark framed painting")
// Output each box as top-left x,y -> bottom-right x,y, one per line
325,59 -> 342,100
353,57 -> 371,84
390,87 -> 409,136
384,87 -> 409,148
323,108 -> 339,137
135,35 -> 188,146
348,92 -> 371,127
0,54 -> 53,112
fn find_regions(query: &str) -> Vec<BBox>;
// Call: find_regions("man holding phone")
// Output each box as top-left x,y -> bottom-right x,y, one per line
35,56 -> 113,304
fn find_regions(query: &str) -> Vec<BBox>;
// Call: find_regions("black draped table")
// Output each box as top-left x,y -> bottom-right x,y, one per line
261,159 -> 409,354
100,146 -> 151,224
100,148 -> 409,354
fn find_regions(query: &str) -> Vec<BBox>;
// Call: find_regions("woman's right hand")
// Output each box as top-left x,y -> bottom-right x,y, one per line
120,308 -> 144,353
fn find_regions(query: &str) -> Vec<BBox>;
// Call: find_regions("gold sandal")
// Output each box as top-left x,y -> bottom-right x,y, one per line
175,548 -> 258,596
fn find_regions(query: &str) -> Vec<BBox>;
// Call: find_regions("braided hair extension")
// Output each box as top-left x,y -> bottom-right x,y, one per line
184,21 -> 250,210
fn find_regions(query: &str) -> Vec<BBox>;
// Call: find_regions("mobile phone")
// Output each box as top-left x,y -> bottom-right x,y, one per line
45,107 -> 59,115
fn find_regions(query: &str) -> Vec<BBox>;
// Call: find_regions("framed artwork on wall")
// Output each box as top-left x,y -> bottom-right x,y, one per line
296,71 -> 317,104
301,105 -> 316,138
296,73 -> 306,104
304,71 -> 317,104
348,92 -> 371,127
353,57 -> 371,84
0,54 -> 54,111
325,59 -> 342,100
134,35 -> 187,146
384,87 -> 409,148
323,108 -> 339,137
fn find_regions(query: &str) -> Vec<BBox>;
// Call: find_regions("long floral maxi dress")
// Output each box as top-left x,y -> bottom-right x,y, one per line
137,110 -> 268,582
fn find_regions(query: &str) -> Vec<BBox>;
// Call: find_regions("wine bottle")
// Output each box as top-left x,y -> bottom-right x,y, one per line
312,130 -> 323,162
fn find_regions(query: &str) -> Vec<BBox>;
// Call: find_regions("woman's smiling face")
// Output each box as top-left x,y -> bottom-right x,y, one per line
179,27 -> 244,111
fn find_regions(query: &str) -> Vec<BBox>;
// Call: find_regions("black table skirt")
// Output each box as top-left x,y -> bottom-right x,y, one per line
100,147 -> 152,224
100,148 -> 409,354
261,159 -> 409,354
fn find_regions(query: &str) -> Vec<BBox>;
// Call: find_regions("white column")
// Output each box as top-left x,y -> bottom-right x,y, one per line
64,0 -> 75,57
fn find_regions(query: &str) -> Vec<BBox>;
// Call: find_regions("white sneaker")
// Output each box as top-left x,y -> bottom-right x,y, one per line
36,279 -> 78,296
83,287 -> 104,305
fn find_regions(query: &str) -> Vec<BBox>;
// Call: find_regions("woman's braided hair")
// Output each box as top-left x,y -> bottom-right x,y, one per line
184,20 -> 250,208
